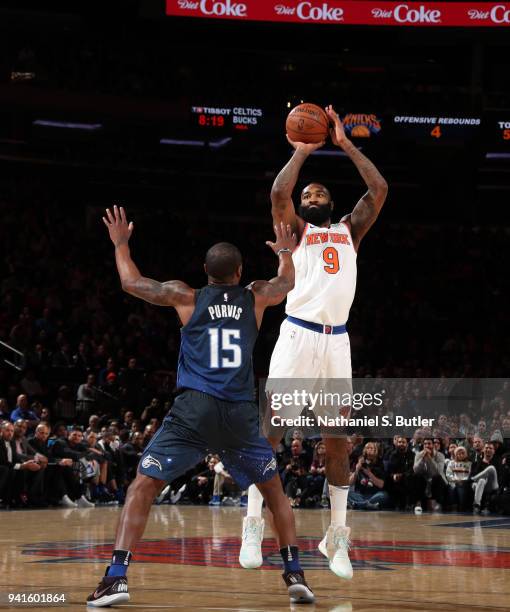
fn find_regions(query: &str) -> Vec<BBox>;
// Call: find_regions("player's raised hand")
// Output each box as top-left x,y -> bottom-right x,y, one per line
325,104 -> 348,148
266,221 -> 297,255
286,134 -> 325,155
103,205 -> 134,247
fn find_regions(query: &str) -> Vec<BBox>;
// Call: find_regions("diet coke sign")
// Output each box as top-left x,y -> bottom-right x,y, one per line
274,2 -> 343,21
176,0 -> 247,17
296,1 -> 344,21
372,3 -> 441,23
468,4 -> 510,23
167,1 -> 510,27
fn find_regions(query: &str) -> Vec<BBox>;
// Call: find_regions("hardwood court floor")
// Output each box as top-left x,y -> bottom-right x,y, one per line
1,505 -> 510,611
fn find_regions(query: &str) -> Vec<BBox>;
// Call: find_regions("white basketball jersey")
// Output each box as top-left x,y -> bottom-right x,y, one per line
285,221 -> 357,326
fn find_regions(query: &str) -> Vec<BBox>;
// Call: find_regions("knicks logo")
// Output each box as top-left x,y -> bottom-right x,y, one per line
141,455 -> 162,471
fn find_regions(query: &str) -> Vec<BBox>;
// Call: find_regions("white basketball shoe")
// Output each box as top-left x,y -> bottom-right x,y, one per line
318,525 -> 353,580
239,516 -> 265,569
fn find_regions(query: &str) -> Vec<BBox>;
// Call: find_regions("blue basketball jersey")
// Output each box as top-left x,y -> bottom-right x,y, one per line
177,285 -> 258,401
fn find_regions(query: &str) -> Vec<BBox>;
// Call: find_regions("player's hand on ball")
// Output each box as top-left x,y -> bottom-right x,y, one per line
103,205 -> 134,247
266,221 -> 297,255
286,134 -> 325,154
325,104 -> 348,148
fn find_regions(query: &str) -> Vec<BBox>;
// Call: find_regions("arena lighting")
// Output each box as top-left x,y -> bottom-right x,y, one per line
32,120 -> 103,130
311,148 -> 362,157
159,137 -> 232,148
160,138 -> 205,146
486,152 -> 510,159
208,137 -> 233,148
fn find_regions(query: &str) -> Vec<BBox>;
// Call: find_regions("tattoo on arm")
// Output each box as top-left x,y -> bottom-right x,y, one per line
271,151 -> 309,231
342,140 -> 388,245
272,150 -> 308,199
124,278 -> 192,307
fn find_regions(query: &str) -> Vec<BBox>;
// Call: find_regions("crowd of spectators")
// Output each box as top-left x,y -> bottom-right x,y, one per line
0,159 -> 508,512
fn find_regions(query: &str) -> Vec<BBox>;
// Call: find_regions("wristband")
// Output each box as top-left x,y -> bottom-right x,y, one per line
277,248 -> 292,256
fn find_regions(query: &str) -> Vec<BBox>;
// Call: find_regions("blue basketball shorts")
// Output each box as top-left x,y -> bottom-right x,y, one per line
138,389 -> 277,489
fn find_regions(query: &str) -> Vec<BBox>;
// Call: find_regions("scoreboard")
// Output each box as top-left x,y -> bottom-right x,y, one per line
186,103 -> 510,155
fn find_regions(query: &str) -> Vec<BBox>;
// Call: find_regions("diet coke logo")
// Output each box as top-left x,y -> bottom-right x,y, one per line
468,5 -> 510,23
372,3 -> 441,23
490,4 -> 510,23
177,0 -> 247,17
295,2 -> 344,21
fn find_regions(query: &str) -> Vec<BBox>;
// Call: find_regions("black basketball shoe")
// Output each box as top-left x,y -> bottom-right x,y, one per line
86,569 -> 130,607
282,570 -> 315,604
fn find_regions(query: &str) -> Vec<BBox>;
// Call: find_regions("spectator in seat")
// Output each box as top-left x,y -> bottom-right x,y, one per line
121,410 -> 134,430
348,441 -> 389,510
387,436 -> 416,510
300,441 -> 326,508
85,430 -> 114,503
0,421 -> 42,508
50,428 -> 94,507
140,397 -> 161,425
471,442 -> 500,515
97,428 -> 123,502
100,372 -> 121,413
433,437 -> 445,456
119,430 -> 144,486
76,374 -> 98,425
445,442 -> 458,460
86,414 -> 101,435
187,454 -> 219,504
471,436 -> 484,462
445,445 -> 472,511
490,430 -> 505,460
131,420 -> 143,438
143,423 -> 156,446
98,357 -> 117,386
281,439 -> 312,507
209,461 -> 239,506
492,453 -> 510,515
13,419 -> 36,458
37,404 -> 51,425
10,394 -> 39,431
28,422 -> 72,505
412,437 -> 447,513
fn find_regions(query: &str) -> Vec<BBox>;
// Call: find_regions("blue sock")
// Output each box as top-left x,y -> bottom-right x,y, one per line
280,545 -> 301,573
107,550 -> 132,577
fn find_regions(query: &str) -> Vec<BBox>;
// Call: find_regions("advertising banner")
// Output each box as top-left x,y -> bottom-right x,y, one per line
167,1 -> 510,27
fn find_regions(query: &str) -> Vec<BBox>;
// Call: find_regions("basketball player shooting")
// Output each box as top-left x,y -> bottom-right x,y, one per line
87,206 -> 315,606
239,105 -> 388,579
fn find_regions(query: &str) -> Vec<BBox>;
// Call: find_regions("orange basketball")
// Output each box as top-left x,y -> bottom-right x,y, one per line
285,103 -> 329,144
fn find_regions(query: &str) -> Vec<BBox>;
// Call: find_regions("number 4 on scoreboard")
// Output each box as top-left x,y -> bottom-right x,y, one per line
431,125 -> 442,138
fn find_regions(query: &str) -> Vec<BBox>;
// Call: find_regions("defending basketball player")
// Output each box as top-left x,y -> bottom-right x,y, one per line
239,105 -> 388,579
87,206 -> 315,606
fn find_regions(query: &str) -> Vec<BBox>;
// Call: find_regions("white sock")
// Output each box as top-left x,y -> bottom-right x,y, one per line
329,485 -> 349,528
246,484 -> 264,518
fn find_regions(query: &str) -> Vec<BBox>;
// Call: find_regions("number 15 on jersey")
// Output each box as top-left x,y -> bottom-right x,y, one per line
208,328 -> 242,368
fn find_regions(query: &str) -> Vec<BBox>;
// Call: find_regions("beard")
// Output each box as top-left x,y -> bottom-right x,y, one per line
298,203 -> 332,226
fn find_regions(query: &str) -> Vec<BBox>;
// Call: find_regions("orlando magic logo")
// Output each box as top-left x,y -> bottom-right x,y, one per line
141,454 -> 162,471
262,457 -> 277,476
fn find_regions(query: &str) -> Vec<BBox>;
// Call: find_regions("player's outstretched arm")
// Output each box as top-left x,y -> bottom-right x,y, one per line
271,137 -> 324,236
326,105 -> 388,250
250,223 -> 296,324
103,206 -> 195,311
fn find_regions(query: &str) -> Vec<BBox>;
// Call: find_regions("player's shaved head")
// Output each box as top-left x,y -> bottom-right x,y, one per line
205,242 -> 242,282
301,183 -> 332,200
